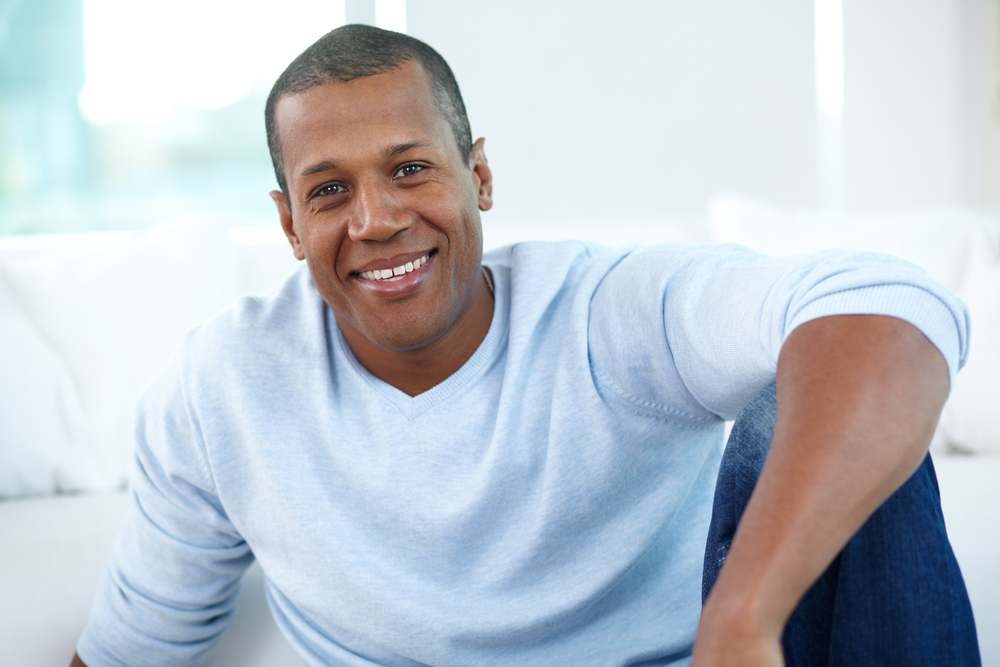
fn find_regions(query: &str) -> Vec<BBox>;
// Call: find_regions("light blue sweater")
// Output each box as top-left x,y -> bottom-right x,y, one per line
78,241 -> 969,667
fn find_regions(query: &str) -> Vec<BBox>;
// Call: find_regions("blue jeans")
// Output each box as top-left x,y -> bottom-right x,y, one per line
703,383 -> 981,666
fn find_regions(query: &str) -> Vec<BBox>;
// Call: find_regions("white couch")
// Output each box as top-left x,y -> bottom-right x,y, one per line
1,198 -> 998,666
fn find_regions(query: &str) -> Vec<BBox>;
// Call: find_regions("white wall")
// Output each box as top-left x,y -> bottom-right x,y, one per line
842,0 -> 998,211
407,0 -> 998,222
968,0 -> 1000,207
408,0 -> 818,224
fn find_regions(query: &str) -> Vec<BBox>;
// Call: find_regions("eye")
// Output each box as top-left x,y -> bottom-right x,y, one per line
393,163 -> 426,179
312,182 -> 348,198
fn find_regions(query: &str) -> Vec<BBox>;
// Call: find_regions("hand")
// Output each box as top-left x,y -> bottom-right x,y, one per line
690,608 -> 785,667
691,575 -> 786,667
690,635 -> 784,667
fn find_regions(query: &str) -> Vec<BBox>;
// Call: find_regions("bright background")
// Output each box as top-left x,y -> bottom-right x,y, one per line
0,0 -> 998,235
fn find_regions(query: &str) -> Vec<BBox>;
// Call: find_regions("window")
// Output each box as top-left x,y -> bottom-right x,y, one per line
0,0 -> 372,234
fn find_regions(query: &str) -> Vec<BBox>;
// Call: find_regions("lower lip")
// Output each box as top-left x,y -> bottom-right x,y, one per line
355,253 -> 435,297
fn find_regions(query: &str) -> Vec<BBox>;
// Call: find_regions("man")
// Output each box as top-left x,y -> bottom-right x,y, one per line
73,25 -> 979,666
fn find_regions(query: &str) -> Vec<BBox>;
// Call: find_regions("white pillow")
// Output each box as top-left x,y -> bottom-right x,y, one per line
936,232 -> 1000,455
708,194 -> 993,291
708,194 -> 1000,455
0,214 -> 248,498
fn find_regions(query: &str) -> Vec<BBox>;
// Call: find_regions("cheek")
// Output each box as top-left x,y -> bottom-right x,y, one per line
300,227 -> 348,281
422,190 -> 482,249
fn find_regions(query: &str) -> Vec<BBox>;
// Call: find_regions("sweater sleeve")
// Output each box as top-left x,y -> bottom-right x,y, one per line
76,345 -> 253,667
588,243 -> 970,422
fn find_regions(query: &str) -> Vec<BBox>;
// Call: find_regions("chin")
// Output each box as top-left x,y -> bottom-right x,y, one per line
364,322 -> 448,352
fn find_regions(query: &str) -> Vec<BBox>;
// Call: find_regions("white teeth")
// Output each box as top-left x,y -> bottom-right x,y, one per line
361,254 -> 429,281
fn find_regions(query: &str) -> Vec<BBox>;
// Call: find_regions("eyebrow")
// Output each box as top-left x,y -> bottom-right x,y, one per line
385,141 -> 434,157
300,160 -> 338,178
297,142 -> 435,180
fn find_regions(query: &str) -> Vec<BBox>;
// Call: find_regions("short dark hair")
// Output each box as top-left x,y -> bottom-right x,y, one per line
265,24 -> 473,194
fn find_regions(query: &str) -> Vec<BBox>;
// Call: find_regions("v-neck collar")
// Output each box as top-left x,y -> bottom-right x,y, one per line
327,263 -> 509,420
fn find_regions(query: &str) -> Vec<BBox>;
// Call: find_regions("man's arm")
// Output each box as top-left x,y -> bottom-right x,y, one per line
69,653 -> 86,667
692,314 -> 950,666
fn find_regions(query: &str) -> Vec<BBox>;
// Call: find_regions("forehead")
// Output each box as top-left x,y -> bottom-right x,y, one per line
275,62 -> 453,183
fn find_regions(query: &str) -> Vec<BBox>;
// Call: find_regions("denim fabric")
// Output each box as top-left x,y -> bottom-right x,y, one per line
703,383 -> 981,666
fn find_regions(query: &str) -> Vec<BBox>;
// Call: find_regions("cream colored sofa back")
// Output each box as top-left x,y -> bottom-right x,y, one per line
2,202 -> 997,499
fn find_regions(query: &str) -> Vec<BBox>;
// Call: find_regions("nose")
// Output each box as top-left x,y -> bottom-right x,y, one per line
347,182 -> 412,242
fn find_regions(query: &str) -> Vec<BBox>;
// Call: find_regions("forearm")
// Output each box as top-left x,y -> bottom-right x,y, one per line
694,314 -> 949,664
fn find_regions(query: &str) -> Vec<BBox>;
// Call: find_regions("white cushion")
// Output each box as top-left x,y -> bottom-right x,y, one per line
708,194 -> 1000,455
934,454 -> 1000,665
0,491 -> 304,666
936,234 -> 1000,455
0,215 -> 298,498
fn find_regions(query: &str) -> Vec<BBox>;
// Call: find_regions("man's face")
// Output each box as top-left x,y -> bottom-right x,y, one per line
271,61 -> 493,353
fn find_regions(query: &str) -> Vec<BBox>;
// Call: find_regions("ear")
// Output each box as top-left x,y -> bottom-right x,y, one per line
469,137 -> 493,212
270,190 -> 306,261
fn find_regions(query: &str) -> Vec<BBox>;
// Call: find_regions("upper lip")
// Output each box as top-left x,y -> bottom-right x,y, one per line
351,250 -> 435,275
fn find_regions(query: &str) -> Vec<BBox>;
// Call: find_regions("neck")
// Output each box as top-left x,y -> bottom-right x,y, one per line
336,270 -> 495,396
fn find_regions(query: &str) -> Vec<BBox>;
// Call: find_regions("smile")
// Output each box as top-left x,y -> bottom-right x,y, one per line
359,254 -> 430,282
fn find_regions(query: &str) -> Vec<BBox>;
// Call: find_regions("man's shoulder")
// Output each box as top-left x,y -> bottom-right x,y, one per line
179,265 -> 325,371
484,239 -> 630,296
485,239 -> 730,305
483,239 -> 615,268
483,239 -> 731,277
